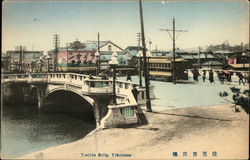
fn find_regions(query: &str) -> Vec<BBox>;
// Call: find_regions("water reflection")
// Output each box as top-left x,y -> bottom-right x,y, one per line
1,91 -> 96,158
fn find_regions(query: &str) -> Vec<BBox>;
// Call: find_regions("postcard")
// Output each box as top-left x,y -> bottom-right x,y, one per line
1,0 -> 249,159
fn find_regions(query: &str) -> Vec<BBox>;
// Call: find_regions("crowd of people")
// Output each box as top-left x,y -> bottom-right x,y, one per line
192,68 -> 249,85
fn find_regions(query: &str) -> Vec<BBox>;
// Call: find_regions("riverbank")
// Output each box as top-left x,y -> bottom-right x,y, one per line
19,104 -> 248,160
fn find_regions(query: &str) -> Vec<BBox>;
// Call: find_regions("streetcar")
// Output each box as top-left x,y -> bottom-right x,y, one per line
148,56 -> 188,82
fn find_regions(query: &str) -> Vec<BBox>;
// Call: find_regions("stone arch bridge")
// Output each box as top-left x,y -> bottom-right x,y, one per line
1,72 -> 150,128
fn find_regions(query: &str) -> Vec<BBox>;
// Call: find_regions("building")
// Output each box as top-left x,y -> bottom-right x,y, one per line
1,54 -> 10,73
48,39 -> 130,72
226,51 -> 250,71
6,50 -> 43,72
201,60 -> 224,70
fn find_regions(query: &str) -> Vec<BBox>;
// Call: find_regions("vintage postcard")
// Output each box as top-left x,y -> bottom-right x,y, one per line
1,0 -> 249,159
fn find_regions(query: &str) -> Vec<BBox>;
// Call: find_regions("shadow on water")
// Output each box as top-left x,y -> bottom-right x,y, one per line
1,90 -> 96,158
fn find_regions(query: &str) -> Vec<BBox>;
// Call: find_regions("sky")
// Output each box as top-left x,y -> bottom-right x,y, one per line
2,0 -> 249,53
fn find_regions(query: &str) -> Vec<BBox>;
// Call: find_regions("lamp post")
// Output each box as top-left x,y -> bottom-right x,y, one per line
30,59 -> 35,73
95,51 -> 100,76
39,57 -> 43,72
14,59 -> 18,73
146,51 -> 152,75
136,51 -> 143,88
242,52 -> 246,75
109,51 -> 119,105
45,55 -> 51,72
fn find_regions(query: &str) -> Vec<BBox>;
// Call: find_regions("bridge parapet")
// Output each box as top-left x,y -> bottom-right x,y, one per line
2,73 -> 136,96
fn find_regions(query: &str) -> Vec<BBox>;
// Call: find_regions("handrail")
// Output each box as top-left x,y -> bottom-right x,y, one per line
1,73 -> 137,91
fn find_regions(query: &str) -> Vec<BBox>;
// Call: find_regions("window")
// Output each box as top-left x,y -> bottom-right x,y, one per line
108,45 -> 112,51
125,83 -> 129,89
121,107 -> 134,117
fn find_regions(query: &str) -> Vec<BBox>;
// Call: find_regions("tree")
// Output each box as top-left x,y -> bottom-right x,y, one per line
219,87 -> 249,114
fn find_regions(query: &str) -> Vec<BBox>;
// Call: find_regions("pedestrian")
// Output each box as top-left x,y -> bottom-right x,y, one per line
218,71 -> 225,84
209,69 -> 214,84
243,74 -> 248,84
126,71 -> 132,81
202,70 -> 206,82
193,68 -> 199,82
89,74 -> 94,79
237,72 -> 244,85
227,72 -> 232,82
131,85 -> 138,102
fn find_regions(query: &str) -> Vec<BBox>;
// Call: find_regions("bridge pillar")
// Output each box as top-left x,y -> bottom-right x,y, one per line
91,95 -> 112,128
36,85 -> 47,109
22,85 -> 31,103
93,101 -> 101,127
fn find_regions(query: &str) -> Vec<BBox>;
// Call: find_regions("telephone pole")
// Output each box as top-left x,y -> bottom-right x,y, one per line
198,46 -> 201,69
53,34 -> 60,72
139,0 -> 152,112
137,32 -> 142,88
19,45 -> 23,72
160,18 -> 188,84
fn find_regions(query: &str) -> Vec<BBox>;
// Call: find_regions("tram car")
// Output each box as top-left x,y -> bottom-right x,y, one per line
148,56 -> 188,82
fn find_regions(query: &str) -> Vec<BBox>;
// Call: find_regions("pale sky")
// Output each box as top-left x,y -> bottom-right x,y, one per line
2,0 -> 249,53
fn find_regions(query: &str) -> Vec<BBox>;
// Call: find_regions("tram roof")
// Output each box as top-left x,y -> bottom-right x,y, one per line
149,71 -> 172,76
149,57 -> 187,63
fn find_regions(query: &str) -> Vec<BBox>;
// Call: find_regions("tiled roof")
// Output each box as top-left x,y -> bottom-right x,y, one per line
180,55 -> 194,59
48,41 -> 123,53
202,60 -> 223,66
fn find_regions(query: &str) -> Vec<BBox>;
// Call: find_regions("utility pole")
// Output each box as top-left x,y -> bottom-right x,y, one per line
139,0 -> 152,112
198,46 -> 201,69
19,45 -> 22,72
97,32 -> 100,75
137,32 -> 142,88
53,34 -> 60,72
241,42 -> 243,53
160,18 -> 188,84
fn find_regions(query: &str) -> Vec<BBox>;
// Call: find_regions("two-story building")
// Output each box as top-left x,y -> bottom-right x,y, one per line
48,39 -> 130,73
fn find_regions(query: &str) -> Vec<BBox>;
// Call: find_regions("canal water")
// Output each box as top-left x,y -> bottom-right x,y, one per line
1,92 -> 96,158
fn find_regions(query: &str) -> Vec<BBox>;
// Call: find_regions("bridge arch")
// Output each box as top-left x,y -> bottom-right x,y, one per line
43,89 -> 97,123
46,88 -> 94,107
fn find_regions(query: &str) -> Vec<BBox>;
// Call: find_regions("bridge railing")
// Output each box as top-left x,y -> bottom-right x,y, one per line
30,73 -> 47,82
83,79 -> 113,93
1,73 -> 142,99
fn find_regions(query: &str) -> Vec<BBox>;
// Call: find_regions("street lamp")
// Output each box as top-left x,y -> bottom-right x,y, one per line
146,50 -> 152,75
45,55 -> 51,72
136,51 -> 143,88
95,50 -> 100,76
242,52 -> 246,74
14,59 -> 18,73
39,56 -> 43,72
30,59 -> 35,73
109,51 -> 119,105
